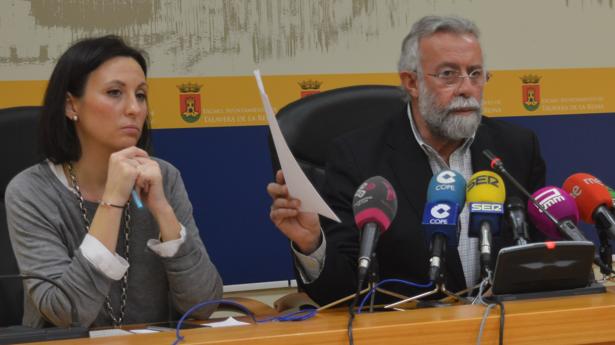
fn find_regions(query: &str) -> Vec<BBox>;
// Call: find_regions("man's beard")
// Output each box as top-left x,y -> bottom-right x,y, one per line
417,81 -> 482,140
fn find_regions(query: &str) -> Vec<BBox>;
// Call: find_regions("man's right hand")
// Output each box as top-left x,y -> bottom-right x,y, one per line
267,170 -> 322,254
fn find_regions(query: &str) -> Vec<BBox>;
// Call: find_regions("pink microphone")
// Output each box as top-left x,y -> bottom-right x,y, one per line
527,186 -> 579,240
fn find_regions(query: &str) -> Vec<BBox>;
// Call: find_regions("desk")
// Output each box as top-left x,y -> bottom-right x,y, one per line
28,288 -> 615,345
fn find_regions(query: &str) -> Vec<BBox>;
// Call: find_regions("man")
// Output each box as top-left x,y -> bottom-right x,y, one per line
267,16 -> 545,306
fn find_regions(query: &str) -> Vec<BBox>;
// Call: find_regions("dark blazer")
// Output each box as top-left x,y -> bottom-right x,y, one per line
300,108 -> 546,306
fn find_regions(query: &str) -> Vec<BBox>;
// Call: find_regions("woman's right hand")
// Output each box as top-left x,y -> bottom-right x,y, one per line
102,146 -> 149,206
267,170 -> 322,254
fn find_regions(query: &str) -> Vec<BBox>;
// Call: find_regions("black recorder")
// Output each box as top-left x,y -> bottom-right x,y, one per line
490,241 -> 604,302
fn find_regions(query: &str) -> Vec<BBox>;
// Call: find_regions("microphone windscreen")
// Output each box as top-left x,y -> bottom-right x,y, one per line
466,170 -> 506,203
608,186 -> 615,206
527,186 -> 579,240
562,173 -> 613,224
426,169 -> 466,205
353,176 -> 398,232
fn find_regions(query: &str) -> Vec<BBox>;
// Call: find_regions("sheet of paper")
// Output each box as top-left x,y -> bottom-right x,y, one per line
203,316 -> 251,328
89,328 -> 133,338
254,70 -> 340,222
129,329 -> 160,334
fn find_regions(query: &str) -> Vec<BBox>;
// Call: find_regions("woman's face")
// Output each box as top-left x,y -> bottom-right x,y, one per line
66,56 -> 148,155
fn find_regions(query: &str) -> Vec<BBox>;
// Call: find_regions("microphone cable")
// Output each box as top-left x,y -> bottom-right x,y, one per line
473,270 -> 505,345
357,278 -> 433,313
347,277 -> 433,345
172,299 -> 318,345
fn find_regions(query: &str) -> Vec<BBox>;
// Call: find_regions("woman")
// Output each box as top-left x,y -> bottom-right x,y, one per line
5,36 -> 222,328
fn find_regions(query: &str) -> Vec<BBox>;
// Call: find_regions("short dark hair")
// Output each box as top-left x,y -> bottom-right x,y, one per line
39,35 -> 151,163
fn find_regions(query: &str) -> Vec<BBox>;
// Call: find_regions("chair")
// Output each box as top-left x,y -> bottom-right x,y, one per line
269,85 -> 406,188
267,85 -> 407,309
0,106 -> 43,326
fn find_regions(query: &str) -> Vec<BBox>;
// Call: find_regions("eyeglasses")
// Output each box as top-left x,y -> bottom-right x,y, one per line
425,69 -> 490,87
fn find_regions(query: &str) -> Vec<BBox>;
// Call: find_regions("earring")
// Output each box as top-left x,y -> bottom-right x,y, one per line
72,115 -> 78,122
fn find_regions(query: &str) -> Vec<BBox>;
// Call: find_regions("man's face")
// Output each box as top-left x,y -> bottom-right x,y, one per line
416,32 -> 485,140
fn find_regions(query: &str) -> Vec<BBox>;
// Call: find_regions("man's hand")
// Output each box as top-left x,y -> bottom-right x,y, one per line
267,170 -> 322,254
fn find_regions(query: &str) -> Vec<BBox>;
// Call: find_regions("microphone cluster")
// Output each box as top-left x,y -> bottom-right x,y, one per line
484,150 -> 615,274
348,151 -> 615,299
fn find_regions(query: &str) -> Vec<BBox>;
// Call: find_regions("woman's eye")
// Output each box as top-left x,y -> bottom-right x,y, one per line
137,93 -> 147,101
107,89 -> 121,97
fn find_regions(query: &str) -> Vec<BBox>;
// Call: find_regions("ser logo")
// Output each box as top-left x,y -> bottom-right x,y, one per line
467,175 -> 499,190
470,203 -> 503,212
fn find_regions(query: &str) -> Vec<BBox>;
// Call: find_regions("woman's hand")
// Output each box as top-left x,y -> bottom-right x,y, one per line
102,146 -> 149,206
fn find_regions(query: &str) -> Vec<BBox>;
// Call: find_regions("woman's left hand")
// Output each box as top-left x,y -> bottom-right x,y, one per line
133,157 -> 169,215
134,157 -> 182,242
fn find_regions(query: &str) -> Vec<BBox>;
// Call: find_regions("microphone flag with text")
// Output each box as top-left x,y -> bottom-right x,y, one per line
527,186 -> 586,241
352,176 -> 398,286
422,169 -> 466,283
563,173 -> 615,240
466,170 -> 506,276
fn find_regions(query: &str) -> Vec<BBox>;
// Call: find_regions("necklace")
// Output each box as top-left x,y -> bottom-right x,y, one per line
66,162 -> 131,327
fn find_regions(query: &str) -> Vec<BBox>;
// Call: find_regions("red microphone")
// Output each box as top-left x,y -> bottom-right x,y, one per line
562,173 -> 615,239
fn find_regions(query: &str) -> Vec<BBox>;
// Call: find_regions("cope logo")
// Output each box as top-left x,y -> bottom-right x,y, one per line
436,171 -> 456,184
535,188 -> 565,209
430,203 -> 451,220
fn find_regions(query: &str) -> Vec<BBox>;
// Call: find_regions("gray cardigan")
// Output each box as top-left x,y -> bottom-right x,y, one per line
5,159 -> 222,328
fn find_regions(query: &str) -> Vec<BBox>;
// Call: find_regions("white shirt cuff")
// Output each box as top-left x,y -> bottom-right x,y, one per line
80,234 -> 129,281
146,225 -> 187,258
292,229 -> 326,283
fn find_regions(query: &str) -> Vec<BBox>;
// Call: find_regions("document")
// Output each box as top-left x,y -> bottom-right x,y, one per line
254,70 -> 340,222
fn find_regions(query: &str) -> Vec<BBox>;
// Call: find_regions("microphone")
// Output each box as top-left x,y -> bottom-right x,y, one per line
0,273 -> 89,344
482,150 -> 584,240
466,171 -> 505,276
607,186 -> 615,206
422,169 -> 466,283
352,176 -> 398,286
526,186 -> 584,241
563,173 -> 615,239
506,196 -> 530,245
481,150 -> 611,272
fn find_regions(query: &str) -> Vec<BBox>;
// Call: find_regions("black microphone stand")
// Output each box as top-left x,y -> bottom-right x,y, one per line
383,255 -> 468,310
367,254 -> 380,313
597,225 -> 614,276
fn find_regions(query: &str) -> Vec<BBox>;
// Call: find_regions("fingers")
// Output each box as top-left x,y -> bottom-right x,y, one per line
134,159 -> 161,191
114,146 -> 149,159
266,181 -> 289,199
272,197 -> 300,210
275,169 -> 286,184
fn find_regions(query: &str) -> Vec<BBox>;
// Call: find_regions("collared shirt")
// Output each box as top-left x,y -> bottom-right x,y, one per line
293,104 -> 480,288
407,104 -> 480,289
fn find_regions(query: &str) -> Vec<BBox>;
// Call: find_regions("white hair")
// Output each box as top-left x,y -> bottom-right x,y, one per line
398,16 -> 482,101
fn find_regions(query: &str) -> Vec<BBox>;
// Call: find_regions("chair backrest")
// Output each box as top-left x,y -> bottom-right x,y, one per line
0,106 -> 43,326
269,85 -> 406,189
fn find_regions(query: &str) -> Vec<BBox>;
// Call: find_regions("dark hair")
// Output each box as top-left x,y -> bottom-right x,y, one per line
39,35 -> 151,163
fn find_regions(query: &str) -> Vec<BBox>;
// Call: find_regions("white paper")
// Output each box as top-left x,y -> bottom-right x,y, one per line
254,70 -> 340,222
89,328 -> 133,338
129,329 -> 160,334
203,316 -> 251,328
